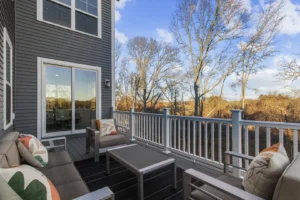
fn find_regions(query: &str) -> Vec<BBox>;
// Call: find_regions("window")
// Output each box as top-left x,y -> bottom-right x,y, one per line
37,0 -> 101,37
3,28 -> 13,129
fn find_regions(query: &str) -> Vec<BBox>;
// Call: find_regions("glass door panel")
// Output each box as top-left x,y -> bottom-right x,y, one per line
75,69 -> 96,130
45,65 -> 72,133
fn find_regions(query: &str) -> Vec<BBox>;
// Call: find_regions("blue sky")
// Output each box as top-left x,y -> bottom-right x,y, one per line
115,0 -> 300,101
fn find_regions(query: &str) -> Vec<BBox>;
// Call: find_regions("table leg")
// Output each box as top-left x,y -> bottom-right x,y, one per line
106,153 -> 110,175
173,162 -> 177,190
138,174 -> 144,200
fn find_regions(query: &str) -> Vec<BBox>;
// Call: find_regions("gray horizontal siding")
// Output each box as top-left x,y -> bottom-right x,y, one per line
15,0 -> 113,136
0,0 -> 15,137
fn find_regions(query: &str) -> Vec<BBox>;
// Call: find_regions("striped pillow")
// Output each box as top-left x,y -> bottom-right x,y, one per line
17,134 -> 48,167
0,165 -> 60,200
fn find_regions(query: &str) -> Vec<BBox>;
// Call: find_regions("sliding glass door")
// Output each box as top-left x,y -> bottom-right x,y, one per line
74,69 -> 97,130
42,63 -> 100,137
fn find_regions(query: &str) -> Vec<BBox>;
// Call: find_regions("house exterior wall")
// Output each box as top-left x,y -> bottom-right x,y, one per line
15,0 -> 113,137
0,0 -> 15,137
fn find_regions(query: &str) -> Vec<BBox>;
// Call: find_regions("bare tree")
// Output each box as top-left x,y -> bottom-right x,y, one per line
161,75 -> 186,115
127,37 -> 180,112
277,58 -> 300,81
233,0 -> 284,109
171,0 -> 248,116
116,58 -> 134,110
115,40 -> 122,68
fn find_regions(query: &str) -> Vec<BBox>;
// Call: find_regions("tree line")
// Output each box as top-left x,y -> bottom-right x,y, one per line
115,0 -> 299,121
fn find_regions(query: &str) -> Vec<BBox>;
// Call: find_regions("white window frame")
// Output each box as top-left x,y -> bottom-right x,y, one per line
3,28 -> 14,130
37,57 -> 102,139
37,0 -> 102,38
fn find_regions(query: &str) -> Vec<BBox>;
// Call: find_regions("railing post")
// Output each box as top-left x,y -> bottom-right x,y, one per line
231,109 -> 242,177
163,108 -> 170,154
130,108 -> 135,141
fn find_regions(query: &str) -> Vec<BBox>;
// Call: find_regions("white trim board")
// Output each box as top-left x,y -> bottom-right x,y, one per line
3,27 -> 14,130
37,0 -> 102,39
111,0 -> 116,109
37,57 -> 102,139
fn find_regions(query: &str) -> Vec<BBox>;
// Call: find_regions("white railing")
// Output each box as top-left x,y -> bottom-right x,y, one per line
113,111 -> 130,129
113,108 -> 300,175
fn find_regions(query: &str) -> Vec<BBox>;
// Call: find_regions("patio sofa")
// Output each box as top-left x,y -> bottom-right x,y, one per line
0,131 -> 113,200
183,151 -> 300,200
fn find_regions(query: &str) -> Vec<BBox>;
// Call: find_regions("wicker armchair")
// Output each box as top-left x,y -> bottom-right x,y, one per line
86,119 -> 130,162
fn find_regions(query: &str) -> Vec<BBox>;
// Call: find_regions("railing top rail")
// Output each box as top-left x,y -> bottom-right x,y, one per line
133,112 -> 164,117
168,115 -> 232,124
114,111 -> 130,114
241,120 -> 300,129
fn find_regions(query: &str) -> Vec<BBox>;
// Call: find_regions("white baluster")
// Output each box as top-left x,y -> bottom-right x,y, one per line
226,124 -> 229,151
293,129 -> 298,159
255,126 -> 259,155
193,121 -> 196,157
199,121 -> 202,157
211,123 -> 214,161
244,125 -> 249,168
205,122 -> 208,159
279,128 -> 284,145
266,127 -> 271,147
218,123 -> 222,163
178,119 -> 181,151
174,119 -> 176,149
183,120 -> 186,152
188,120 -> 191,154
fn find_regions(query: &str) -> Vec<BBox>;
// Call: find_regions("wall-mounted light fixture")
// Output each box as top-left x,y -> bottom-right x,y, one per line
105,79 -> 111,88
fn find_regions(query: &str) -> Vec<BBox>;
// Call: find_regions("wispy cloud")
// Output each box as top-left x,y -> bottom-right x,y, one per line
156,28 -> 173,43
115,10 -> 121,23
260,0 -> 300,35
115,28 -> 128,44
115,0 -> 132,23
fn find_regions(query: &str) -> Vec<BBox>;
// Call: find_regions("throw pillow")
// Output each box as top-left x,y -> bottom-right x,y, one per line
17,134 -> 48,167
0,165 -> 60,200
99,119 -> 117,136
110,131 -> 118,135
242,143 -> 290,200
95,119 -> 101,130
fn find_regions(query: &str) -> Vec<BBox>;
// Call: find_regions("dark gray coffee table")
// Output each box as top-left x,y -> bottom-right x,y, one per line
106,144 -> 177,200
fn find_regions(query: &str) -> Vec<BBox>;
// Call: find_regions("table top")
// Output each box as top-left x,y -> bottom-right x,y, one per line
107,144 -> 174,173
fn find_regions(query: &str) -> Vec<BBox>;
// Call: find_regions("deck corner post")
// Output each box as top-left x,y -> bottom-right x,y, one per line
163,108 -> 170,154
130,108 -> 135,141
231,109 -> 243,177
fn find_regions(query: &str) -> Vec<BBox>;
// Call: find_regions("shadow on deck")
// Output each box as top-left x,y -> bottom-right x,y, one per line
65,135 -> 223,200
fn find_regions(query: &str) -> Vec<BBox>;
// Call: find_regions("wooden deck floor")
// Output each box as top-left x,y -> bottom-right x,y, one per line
65,135 -> 223,200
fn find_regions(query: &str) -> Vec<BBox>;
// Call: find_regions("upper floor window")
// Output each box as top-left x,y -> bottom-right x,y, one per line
37,0 -> 101,38
3,28 -> 14,130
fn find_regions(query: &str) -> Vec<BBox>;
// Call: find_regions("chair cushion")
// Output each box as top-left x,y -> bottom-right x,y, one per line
191,174 -> 242,200
0,131 -> 19,141
242,143 -> 290,200
0,141 -> 21,167
56,180 -> 89,200
0,155 -> 9,168
39,164 -> 82,186
0,165 -> 60,200
99,134 -> 128,148
18,134 -> 48,167
273,154 -> 300,200
46,151 -> 73,168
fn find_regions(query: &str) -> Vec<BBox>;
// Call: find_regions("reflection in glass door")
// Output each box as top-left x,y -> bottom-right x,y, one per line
42,63 -> 99,137
75,69 -> 96,130
45,66 -> 72,133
